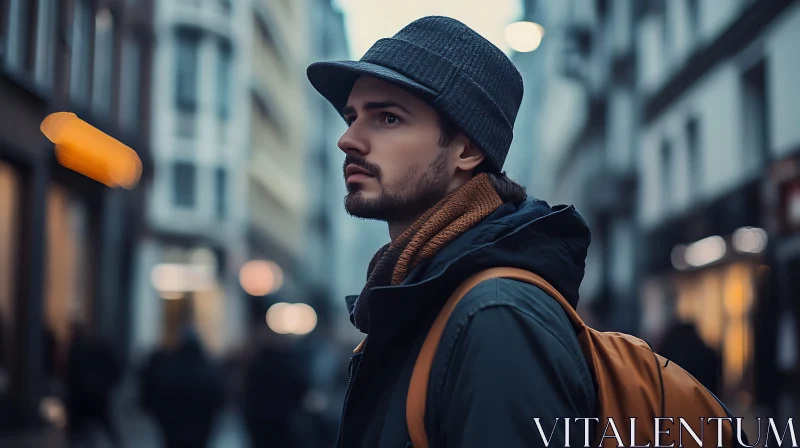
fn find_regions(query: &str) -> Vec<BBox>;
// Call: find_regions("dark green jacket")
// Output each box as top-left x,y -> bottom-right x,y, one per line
337,198 -> 598,448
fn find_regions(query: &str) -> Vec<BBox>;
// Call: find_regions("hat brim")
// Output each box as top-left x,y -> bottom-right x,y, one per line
307,60 -> 437,117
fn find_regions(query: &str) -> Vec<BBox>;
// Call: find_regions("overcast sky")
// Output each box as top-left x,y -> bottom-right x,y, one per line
333,0 -> 524,58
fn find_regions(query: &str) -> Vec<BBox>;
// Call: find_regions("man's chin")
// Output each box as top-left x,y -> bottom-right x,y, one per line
343,179 -> 449,222
344,194 -> 384,220
344,192 -> 402,221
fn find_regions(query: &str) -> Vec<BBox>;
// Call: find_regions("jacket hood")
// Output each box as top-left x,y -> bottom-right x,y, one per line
405,197 -> 592,309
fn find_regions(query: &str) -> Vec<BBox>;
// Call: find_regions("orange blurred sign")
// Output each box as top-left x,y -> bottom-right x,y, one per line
40,112 -> 142,189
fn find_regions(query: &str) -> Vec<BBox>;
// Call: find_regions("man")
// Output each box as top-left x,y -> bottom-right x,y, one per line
66,325 -> 122,448
140,326 -> 225,448
307,16 -> 597,447
242,314 -> 311,448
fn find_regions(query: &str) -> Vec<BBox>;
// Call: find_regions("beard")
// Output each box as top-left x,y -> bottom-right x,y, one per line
344,149 -> 450,222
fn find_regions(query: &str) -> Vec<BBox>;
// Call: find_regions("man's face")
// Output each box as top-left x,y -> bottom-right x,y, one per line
339,76 -> 453,222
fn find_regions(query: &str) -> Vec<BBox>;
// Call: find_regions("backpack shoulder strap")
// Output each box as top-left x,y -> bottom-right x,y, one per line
406,267 -> 581,448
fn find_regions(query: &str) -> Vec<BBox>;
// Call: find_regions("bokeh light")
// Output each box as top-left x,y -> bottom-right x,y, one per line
40,112 -> 143,189
150,263 -> 215,294
239,260 -> 283,296
504,21 -> 545,53
684,236 -> 727,268
266,302 -> 317,335
732,227 -> 768,254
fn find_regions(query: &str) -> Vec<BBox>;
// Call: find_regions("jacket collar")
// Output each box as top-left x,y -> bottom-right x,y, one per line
343,198 -> 588,345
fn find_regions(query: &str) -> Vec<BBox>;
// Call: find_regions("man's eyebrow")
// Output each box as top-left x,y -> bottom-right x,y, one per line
341,101 -> 414,116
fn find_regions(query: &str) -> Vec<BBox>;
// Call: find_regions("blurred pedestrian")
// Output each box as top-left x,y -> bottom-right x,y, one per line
242,329 -> 310,448
296,327 -> 343,447
658,320 -> 722,396
66,325 -> 122,448
140,326 -> 225,448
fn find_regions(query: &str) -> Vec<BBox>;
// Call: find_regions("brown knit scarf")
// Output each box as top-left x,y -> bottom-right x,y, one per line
352,173 -> 504,333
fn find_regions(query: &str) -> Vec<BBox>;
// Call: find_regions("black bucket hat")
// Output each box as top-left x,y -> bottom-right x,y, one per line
307,16 -> 524,173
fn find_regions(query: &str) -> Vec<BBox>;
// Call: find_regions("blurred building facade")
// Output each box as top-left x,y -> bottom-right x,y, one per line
130,0 -> 249,363
633,0 -> 799,422
534,0 -> 800,424
244,0 -> 331,328
535,0 -> 639,334
303,0 -> 388,348
505,0 -> 546,188
0,0 -> 155,436
299,2 -> 370,438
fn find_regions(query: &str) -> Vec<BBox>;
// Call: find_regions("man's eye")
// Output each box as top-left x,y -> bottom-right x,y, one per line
345,116 -> 355,126
381,113 -> 399,124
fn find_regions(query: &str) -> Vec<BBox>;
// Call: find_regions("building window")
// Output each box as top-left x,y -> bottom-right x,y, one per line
176,112 -> 197,138
660,138 -> 672,208
253,7 -> 284,71
686,0 -> 700,45
174,29 -> 200,113
742,60 -> 769,172
216,40 -> 232,120
3,0 -> 32,72
91,9 -> 114,117
217,121 -> 227,143
70,0 -> 93,105
45,184 -> 93,379
172,162 -> 196,208
34,0 -> 57,88
596,0 -> 608,23
215,168 -> 227,219
686,117 -> 700,192
120,36 -> 141,131
661,6 -> 670,63
0,162 -> 20,393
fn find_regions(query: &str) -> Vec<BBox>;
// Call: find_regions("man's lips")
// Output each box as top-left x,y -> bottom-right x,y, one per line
345,164 -> 374,180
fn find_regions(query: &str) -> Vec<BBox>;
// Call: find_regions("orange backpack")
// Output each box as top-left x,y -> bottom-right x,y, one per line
405,267 -> 742,448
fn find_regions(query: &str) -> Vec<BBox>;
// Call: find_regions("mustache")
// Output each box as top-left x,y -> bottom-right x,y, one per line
343,154 -> 382,181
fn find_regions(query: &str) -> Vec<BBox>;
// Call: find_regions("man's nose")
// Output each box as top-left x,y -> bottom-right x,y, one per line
338,125 -> 368,156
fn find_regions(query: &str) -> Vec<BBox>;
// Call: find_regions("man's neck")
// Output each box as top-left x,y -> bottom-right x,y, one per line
388,221 -> 412,242
386,182 -> 468,241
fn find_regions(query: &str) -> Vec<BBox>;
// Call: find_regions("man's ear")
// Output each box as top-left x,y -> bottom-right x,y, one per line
453,134 -> 485,172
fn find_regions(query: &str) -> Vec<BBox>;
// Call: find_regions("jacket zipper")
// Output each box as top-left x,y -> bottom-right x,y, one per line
335,353 -> 361,448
